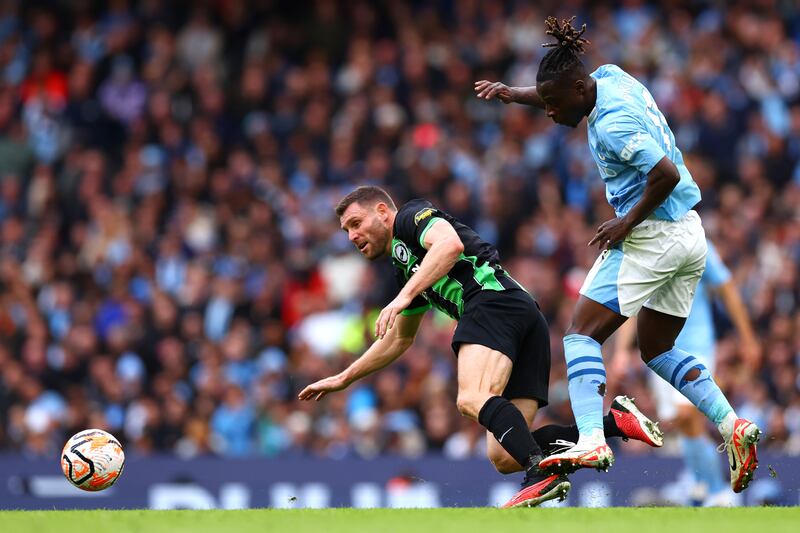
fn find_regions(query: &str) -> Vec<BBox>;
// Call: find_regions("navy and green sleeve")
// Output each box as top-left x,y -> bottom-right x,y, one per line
394,199 -> 445,249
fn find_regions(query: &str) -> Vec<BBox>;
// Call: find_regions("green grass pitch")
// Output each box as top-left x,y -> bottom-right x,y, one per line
0,508 -> 798,533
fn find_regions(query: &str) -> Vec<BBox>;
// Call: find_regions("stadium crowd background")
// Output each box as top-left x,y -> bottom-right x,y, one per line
0,0 -> 799,464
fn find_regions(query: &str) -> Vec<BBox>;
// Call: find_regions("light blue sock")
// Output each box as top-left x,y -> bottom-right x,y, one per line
564,334 -> 606,436
697,435 -> 727,494
646,347 -> 734,425
680,436 -> 707,487
683,435 -> 726,495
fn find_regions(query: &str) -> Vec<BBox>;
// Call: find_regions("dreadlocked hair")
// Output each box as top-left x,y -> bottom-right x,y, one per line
537,16 -> 590,83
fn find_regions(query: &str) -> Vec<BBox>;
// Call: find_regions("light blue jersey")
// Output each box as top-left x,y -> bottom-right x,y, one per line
674,240 -> 731,362
587,64 -> 701,221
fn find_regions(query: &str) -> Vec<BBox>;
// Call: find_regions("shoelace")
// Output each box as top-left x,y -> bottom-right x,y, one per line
549,439 -> 577,455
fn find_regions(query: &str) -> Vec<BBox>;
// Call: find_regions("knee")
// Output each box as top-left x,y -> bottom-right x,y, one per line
565,323 -> 587,337
638,338 -> 681,363
488,449 -> 522,474
639,342 -> 671,363
456,391 -> 484,420
566,324 -> 605,344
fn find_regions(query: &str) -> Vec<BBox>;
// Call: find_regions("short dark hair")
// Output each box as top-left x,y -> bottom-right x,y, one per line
536,16 -> 590,83
335,186 -> 397,217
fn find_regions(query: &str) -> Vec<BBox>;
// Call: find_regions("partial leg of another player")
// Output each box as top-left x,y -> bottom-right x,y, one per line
652,374 -> 730,504
490,395 -> 663,476
678,406 -> 730,504
455,344 -> 569,508
534,395 -> 663,455
538,296 -> 627,473
638,307 -> 760,493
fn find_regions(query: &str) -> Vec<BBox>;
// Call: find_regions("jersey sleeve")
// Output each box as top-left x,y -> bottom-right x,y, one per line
599,114 -> 666,176
703,240 -> 731,288
394,199 -> 445,248
393,269 -> 432,316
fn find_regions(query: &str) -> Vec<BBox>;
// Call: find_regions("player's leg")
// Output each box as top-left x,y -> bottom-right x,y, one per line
638,307 -> 734,430
651,371 -> 728,504
484,399 -> 664,471
542,214 -> 706,474
533,395 -> 664,455
456,344 -> 569,507
538,294 -> 627,473
456,343 -> 540,466
638,307 -> 760,493
485,398 -> 539,474
680,406 -> 729,504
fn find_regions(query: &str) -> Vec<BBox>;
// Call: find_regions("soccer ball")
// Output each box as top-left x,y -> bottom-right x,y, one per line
61,429 -> 125,491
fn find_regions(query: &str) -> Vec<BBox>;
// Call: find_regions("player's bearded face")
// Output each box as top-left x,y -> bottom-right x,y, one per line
360,214 -> 390,260
341,203 -> 391,261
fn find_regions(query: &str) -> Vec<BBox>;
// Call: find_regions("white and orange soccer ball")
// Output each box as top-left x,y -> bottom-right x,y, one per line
61,429 -> 125,491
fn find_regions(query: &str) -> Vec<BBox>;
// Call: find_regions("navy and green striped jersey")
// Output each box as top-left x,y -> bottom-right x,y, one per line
392,199 -> 523,320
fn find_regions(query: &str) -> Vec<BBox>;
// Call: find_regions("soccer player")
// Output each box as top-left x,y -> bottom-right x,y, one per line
299,186 -> 663,508
474,16 -> 760,493
613,239 -> 760,505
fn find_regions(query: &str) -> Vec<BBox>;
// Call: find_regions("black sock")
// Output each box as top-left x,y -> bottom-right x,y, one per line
478,396 -> 543,469
532,413 -> 623,456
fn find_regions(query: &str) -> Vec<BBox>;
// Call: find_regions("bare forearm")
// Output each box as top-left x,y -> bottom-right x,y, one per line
399,240 -> 462,300
341,335 -> 412,385
623,158 -> 680,228
510,86 -> 545,109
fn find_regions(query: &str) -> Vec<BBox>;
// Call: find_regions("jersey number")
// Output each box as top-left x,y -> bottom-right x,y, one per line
641,88 -> 671,151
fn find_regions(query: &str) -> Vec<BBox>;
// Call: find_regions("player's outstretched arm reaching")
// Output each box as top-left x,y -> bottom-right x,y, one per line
298,312 -> 424,402
473,80 -> 545,109
473,16 -> 588,110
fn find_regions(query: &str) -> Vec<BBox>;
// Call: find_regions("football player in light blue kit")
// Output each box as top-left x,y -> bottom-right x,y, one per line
614,240 -> 761,505
475,16 -> 760,493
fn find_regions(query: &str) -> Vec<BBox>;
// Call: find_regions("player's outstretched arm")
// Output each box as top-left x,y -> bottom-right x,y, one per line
473,80 -> 546,109
717,280 -> 761,370
298,312 -> 424,402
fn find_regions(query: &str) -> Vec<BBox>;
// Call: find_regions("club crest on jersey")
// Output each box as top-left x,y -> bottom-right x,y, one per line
393,242 -> 410,264
414,208 -> 435,226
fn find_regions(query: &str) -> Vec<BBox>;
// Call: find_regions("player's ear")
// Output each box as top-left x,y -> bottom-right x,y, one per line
574,78 -> 585,96
375,202 -> 389,220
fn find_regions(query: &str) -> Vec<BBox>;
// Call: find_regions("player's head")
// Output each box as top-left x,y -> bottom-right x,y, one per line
536,16 -> 593,128
336,186 -> 397,260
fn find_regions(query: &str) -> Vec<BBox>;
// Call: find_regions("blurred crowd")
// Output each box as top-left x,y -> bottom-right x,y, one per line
1,0 -> 800,461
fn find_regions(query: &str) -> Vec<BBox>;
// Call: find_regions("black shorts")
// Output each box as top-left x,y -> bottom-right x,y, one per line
451,289 -> 551,407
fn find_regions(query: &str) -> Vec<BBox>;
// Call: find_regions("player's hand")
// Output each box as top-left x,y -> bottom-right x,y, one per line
589,216 -> 633,250
298,374 -> 349,402
375,293 -> 413,339
474,80 -> 515,103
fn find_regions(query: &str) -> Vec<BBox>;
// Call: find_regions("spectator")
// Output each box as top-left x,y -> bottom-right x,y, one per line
0,0 -> 798,460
